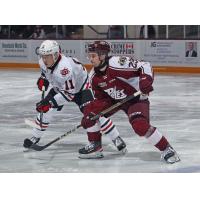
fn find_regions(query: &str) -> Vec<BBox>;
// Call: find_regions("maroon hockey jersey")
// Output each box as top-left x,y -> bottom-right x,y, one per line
89,56 -> 153,102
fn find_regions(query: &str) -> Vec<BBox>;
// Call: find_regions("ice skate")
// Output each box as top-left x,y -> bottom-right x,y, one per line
161,145 -> 180,164
112,136 -> 127,153
23,136 -> 40,149
79,141 -> 103,159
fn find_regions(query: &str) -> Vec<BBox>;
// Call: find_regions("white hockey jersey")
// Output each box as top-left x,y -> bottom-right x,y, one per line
39,55 -> 88,105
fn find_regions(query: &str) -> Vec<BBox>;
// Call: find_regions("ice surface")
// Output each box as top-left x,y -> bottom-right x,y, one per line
0,69 -> 200,172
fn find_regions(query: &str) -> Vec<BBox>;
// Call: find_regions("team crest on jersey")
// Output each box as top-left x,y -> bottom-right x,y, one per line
60,68 -> 69,76
104,87 -> 127,100
118,56 -> 127,66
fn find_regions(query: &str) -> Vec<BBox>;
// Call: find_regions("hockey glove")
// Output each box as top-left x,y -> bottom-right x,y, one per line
81,112 -> 97,129
139,74 -> 153,94
36,99 -> 52,113
37,76 -> 49,91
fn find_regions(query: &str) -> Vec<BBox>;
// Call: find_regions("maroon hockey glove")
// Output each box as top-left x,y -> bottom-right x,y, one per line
37,76 -> 49,91
139,74 -> 153,94
36,99 -> 52,113
81,113 -> 97,129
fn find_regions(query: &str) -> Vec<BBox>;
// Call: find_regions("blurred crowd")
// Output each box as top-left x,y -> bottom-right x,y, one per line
0,25 -> 198,39
0,25 -> 83,39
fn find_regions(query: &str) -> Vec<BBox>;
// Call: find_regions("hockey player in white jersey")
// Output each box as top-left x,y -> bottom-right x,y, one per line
23,40 -> 126,158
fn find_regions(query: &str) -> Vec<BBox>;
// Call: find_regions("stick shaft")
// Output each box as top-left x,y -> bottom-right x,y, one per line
31,91 -> 141,151
40,86 -> 45,127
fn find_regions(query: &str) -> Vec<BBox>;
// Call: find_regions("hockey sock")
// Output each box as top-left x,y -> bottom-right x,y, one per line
146,128 -> 169,151
100,118 -> 119,140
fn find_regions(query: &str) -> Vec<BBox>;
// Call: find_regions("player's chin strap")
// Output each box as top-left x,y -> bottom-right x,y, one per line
95,56 -> 109,73
29,90 -> 142,151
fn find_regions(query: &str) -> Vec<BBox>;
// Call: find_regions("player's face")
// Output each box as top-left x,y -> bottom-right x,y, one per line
88,53 -> 101,67
41,55 -> 54,68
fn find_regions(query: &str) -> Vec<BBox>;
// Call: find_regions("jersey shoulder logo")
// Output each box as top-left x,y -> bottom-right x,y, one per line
60,68 -> 70,76
118,56 -> 127,66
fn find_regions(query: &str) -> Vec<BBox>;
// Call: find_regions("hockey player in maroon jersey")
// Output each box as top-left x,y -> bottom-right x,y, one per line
23,40 -> 127,158
80,40 -> 180,163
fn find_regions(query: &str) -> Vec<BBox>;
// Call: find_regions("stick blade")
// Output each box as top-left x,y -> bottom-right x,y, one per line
30,143 -> 46,151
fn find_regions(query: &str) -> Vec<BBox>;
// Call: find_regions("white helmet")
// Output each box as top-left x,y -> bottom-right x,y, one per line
39,40 -> 59,56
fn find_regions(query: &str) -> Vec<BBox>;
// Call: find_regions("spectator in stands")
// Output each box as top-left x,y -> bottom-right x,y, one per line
140,25 -> 156,39
69,27 -> 83,39
0,27 -> 9,39
29,25 -> 46,39
185,42 -> 197,57
108,25 -> 124,39
22,25 -> 35,38
10,26 -> 24,39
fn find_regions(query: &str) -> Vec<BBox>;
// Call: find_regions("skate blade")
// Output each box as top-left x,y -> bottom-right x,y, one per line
119,147 -> 128,154
107,144 -> 128,154
166,157 -> 181,164
164,153 -> 181,164
78,151 -> 104,159
23,148 -> 33,153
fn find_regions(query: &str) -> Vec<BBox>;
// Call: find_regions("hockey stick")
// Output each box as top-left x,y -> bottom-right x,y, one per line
40,86 -> 45,127
30,90 -> 142,151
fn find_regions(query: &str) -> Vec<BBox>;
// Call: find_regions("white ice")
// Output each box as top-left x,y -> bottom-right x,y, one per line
0,69 -> 200,172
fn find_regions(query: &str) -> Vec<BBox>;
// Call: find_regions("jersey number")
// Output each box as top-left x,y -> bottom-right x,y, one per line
65,79 -> 74,90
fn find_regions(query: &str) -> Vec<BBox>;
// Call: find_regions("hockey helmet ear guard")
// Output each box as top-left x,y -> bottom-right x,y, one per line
88,41 -> 111,56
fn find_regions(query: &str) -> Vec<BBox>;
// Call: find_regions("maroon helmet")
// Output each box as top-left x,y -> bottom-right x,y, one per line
88,41 -> 110,56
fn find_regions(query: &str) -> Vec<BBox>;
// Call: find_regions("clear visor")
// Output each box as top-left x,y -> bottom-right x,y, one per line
38,54 -> 52,60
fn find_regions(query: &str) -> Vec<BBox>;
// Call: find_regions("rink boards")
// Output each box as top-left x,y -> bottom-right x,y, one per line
0,40 -> 200,73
